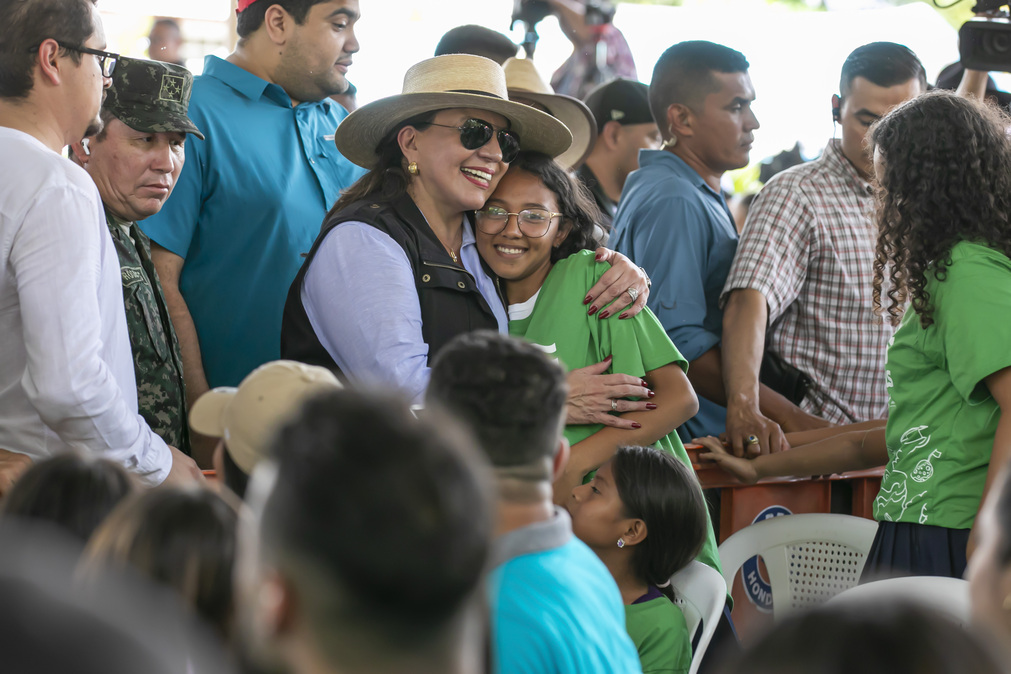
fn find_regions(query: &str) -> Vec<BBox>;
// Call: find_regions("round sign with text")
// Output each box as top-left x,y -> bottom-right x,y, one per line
740,505 -> 793,613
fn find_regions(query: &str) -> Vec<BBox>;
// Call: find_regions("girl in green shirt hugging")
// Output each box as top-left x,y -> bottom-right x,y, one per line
473,150 -> 723,548
568,445 -> 709,674
699,91 -> 1011,580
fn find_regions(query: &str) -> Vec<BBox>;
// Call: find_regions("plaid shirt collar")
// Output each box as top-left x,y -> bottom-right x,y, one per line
823,138 -> 874,198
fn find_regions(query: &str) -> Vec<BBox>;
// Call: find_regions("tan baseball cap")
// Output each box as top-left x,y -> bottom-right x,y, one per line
502,57 -> 596,169
189,360 -> 342,474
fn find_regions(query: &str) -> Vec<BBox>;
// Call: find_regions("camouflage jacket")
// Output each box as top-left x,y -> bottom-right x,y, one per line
106,208 -> 190,455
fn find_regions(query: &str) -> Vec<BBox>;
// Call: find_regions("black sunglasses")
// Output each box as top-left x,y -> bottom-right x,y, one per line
428,118 -> 521,163
28,41 -> 119,77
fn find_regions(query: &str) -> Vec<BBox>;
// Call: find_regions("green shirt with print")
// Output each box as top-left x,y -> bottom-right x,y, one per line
625,595 -> 692,674
508,250 -> 720,575
876,242 -> 1011,529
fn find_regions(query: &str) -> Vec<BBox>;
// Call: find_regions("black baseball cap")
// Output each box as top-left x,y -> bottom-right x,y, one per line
583,78 -> 653,133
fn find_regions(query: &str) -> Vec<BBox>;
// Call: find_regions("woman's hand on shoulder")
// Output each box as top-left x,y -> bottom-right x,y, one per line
584,248 -> 650,319
694,435 -> 760,484
565,358 -> 653,428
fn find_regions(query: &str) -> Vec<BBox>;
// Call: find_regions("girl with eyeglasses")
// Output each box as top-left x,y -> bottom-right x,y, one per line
282,54 -> 652,422
474,150 -> 721,578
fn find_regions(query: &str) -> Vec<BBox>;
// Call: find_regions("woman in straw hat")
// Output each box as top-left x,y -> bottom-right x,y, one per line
282,54 -> 652,420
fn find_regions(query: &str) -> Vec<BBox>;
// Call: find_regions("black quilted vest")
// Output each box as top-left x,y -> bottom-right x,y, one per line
281,193 -> 501,377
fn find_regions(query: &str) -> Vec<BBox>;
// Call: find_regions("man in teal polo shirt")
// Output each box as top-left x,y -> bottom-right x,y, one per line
141,0 -> 366,414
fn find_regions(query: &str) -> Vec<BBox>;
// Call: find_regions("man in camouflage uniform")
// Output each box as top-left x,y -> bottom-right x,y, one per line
71,57 -> 205,462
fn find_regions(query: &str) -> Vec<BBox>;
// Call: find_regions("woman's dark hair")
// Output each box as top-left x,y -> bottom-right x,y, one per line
0,453 -> 134,544
723,601 -> 1004,674
83,488 -> 239,641
870,90 -> 1011,329
0,0 -> 96,99
329,110 -> 438,214
502,151 -> 602,261
611,445 -> 708,587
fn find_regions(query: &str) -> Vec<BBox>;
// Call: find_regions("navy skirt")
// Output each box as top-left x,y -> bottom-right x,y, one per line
860,520 -> 971,582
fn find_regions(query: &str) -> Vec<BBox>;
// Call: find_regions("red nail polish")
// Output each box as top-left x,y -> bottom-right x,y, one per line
587,305 -> 598,315
631,422 -> 642,429
646,403 -> 657,410
583,295 -> 592,305
598,310 -> 610,319
640,379 -> 649,388
618,312 -> 629,320
647,390 -> 655,398
595,253 -> 603,261
604,355 -> 613,362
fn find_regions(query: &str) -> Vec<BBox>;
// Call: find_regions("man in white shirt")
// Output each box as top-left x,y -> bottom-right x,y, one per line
0,0 -> 200,486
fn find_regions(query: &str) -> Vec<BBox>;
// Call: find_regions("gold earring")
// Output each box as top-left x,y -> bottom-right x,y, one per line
407,161 -> 419,175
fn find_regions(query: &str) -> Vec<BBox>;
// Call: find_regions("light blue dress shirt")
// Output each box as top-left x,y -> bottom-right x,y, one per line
611,150 -> 738,440
301,215 -> 508,404
140,56 -> 366,387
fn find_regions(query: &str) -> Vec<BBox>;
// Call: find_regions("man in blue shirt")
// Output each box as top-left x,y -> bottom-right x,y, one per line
141,0 -> 366,417
612,41 -> 760,442
428,332 -> 643,674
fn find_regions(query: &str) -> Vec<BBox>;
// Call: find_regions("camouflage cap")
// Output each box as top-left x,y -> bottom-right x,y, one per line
103,56 -> 205,140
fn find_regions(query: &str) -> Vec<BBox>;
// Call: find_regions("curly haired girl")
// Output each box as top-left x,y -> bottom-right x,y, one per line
698,90 -> 1011,580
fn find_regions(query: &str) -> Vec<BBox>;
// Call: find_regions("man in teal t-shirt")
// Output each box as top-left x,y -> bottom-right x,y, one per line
428,333 -> 644,674
141,2 -> 367,394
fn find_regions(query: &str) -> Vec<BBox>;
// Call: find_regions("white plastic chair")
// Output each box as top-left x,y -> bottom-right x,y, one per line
670,561 -> 726,674
718,513 -> 879,620
828,576 -> 971,625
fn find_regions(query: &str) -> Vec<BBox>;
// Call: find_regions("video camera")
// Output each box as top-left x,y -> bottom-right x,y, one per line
510,0 -> 616,58
960,1 -> 1011,72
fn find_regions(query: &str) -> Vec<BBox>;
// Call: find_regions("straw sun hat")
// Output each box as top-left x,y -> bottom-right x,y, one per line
335,54 -> 573,169
502,57 -> 597,170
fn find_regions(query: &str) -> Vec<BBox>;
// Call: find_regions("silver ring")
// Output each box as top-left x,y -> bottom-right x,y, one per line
746,434 -> 760,445
625,286 -> 639,303
611,398 -> 618,412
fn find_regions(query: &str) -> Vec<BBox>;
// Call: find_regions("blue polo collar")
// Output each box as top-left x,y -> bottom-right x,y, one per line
639,149 -> 723,197
201,55 -> 331,112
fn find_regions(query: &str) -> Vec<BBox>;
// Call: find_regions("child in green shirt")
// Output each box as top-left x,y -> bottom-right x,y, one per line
698,91 -> 1011,580
474,151 -> 720,576
568,445 -> 709,674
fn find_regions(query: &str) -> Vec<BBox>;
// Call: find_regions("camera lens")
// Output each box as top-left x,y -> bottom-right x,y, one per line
983,30 -> 1011,55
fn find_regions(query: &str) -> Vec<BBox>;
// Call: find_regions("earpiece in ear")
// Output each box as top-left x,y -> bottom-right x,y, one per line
831,94 -> 842,123
81,138 -> 91,156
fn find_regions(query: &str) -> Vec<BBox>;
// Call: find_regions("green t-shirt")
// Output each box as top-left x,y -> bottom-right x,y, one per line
876,242 -> 1011,529
625,595 -> 692,674
508,250 -> 720,574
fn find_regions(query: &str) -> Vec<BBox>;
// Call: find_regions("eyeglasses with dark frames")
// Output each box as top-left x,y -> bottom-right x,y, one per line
427,118 -> 521,164
28,41 -> 119,78
474,206 -> 563,238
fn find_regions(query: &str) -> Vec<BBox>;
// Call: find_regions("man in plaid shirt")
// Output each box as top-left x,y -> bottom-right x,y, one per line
720,43 -> 926,456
